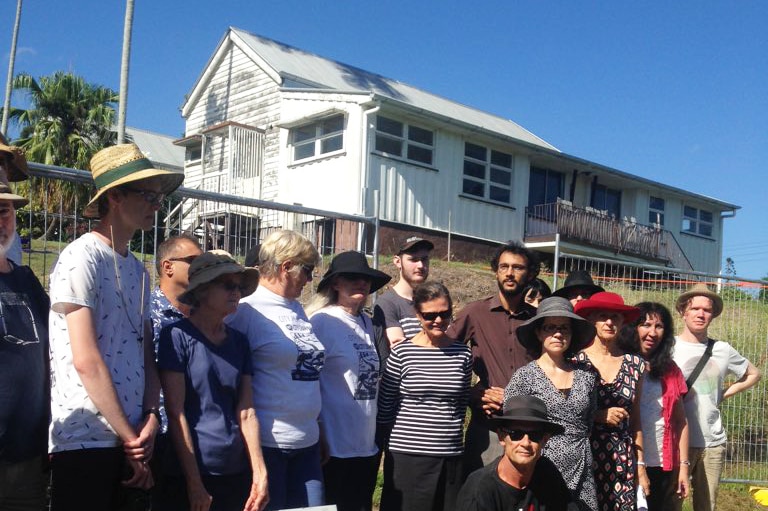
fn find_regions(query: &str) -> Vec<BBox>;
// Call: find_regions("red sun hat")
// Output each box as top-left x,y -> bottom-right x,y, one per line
573,291 -> 641,323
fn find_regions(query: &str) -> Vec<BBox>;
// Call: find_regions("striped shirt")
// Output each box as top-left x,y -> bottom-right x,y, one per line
378,340 -> 472,456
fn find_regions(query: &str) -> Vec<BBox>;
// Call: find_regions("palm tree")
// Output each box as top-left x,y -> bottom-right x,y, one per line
9,71 -> 118,239
117,0 -> 135,143
1,0 -> 23,134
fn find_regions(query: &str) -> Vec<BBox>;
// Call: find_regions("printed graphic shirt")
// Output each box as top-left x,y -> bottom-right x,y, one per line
227,285 -> 325,449
150,287 -> 184,432
49,233 -> 150,453
311,305 -> 380,458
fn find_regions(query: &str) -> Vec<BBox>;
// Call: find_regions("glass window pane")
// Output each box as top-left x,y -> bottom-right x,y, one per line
293,124 -> 316,143
700,210 -> 713,223
648,211 -> 665,225
683,205 -> 697,219
546,171 -> 563,202
320,135 -> 342,154
464,160 -> 485,179
490,168 -> 511,186
377,116 -> 402,136
649,196 -> 665,211
465,142 -> 486,161
375,135 -> 402,156
408,125 -> 433,145
528,168 -> 546,206
605,189 -> 621,218
321,115 -> 344,135
490,186 -> 510,203
682,219 -> 696,232
463,179 -> 484,197
294,143 -> 315,161
490,150 -> 512,168
407,144 -> 433,164
699,223 -> 712,236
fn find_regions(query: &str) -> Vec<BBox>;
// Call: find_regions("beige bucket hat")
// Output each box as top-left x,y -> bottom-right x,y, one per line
83,143 -> 184,218
0,133 -> 29,182
675,283 -> 724,318
179,250 -> 259,305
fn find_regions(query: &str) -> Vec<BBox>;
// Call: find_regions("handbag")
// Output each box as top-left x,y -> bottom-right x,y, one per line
685,338 -> 716,390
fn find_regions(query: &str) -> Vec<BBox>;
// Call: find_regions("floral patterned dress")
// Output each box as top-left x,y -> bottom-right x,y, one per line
576,352 -> 646,511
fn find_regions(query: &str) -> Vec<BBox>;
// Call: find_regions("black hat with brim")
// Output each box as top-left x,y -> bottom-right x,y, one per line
317,251 -> 392,294
552,269 -> 604,299
516,297 -> 597,354
488,395 -> 564,435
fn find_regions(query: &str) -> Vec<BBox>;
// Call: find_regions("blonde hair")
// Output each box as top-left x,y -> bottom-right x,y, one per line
258,229 -> 320,279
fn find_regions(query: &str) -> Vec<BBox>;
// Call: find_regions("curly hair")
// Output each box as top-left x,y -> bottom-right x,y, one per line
490,241 -> 540,278
619,301 -> 676,379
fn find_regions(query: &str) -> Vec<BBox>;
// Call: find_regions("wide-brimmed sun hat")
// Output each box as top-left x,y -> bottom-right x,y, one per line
317,251 -> 392,294
0,182 -> 28,208
83,143 -> 185,218
489,395 -> 564,435
179,250 -> 259,305
552,269 -> 604,299
574,291 -> 641,323
675,283 -> 723,318
0,133 -> 29,182
516,296 -> 596,353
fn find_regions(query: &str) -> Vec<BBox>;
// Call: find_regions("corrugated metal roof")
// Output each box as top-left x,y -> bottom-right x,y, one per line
230,28 -> 558,152
127,127 -> 185,171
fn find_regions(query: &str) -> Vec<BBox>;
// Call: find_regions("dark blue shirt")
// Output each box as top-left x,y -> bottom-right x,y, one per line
158,318 -> 253,475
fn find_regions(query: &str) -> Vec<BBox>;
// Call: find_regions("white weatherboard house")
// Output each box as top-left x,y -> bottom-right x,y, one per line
175,27 -> 738,274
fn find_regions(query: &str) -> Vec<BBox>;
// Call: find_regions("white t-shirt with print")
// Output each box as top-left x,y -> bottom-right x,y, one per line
311,305 -> 379,458
227,285 -> 325,449
673,336 -> 749,448
49,232 -> 150,453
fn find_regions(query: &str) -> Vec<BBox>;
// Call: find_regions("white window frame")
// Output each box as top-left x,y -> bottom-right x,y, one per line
648,196 -> 665,226
682,205 -> 714,237
290,114 -> 345,163
461,142 -> 514,205
374,115 -> 434,166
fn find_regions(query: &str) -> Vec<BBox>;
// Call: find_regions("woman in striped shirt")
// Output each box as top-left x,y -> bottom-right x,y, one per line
377,281 -> 472,511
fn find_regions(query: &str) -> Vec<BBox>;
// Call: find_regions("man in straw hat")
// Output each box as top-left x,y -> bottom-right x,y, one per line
48,143 -> 184,510
0,132 -> 30,265
446,240 -> 539,478
672,284 -> 761,511
456,395 -> 575,510
0,182 -> 51,510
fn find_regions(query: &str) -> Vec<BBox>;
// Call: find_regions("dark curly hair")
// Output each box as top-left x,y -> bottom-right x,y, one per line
490,241 -> 540,278
619,301 -> 676,378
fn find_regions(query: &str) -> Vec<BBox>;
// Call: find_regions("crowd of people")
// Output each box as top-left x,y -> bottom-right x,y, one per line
0,141 -> 761,511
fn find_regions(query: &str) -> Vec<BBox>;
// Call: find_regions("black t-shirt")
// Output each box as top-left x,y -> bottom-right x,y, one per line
0,264 -> 50,462
456,455 -> 577,511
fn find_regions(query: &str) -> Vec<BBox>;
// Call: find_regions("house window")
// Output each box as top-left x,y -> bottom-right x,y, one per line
291,114 -> 344,162
528,167 -> 564,206
591,184 -> 621,218
185,144 -> 202,162
648,196 -> 665,226
374,115 -> 434,165
462,142 -> 513,204
682,205 -> 713,237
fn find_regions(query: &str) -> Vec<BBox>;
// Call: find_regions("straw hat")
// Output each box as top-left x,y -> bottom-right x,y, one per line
488,395 -> 564,435
317,251 -> 391,294
573,291 -> 641,323
83,143 -> 184,218
675,284 -> 723,318
0,182 -> 28,208
0,133 -> 29,182
516,296 -> 596,353
179,250 -> 259,305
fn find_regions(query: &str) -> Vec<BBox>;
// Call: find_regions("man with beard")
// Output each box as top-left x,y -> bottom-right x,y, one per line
447,241 -> 539,478
373,236 -> 433,363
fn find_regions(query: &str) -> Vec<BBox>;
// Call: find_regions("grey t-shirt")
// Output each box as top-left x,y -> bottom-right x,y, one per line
372,289 -> 421,364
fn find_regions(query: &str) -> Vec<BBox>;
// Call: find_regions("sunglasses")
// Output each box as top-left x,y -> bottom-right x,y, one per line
539,324 -> 572,335
169,255 -> 199,265
300,264 -> 315,278
499,428 -> 546,443
217,280 -> 244,293
419,310 -> 452,322
124,188 -> 166,207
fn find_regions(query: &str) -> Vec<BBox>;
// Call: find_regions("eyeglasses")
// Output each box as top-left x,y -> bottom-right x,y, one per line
125,188 -> 166,207
169,255 -> 199,265
540,324 -> 572,335
419,310 -> 452,322
217,280 -> 244,293
300,264 -> 315,279
499,428 -> 546,443
497,263 -> 528,274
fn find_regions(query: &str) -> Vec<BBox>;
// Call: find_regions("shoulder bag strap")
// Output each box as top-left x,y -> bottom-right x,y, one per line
685,339 -> 717,390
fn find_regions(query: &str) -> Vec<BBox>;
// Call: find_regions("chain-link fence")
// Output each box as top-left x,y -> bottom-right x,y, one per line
550,252 -> 768,484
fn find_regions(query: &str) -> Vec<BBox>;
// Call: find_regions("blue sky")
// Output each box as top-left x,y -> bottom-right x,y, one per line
2,1 -> 766,279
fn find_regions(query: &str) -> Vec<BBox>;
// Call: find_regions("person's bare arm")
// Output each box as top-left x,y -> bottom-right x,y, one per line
238,375 -> 269,511
723,362 -> 761,400
66,304 -> 141,444
162,369 -> 212,511
125,320 -> 161,460
385,326 -> 406,347
673,398 -> 690,499
631,374 -> 650,496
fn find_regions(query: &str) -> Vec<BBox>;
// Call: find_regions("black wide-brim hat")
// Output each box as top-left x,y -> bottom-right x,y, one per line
317,251 -> 392,294
552,269 -> 604,299
516,296 -> 597,353
489,395 -> 565,435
